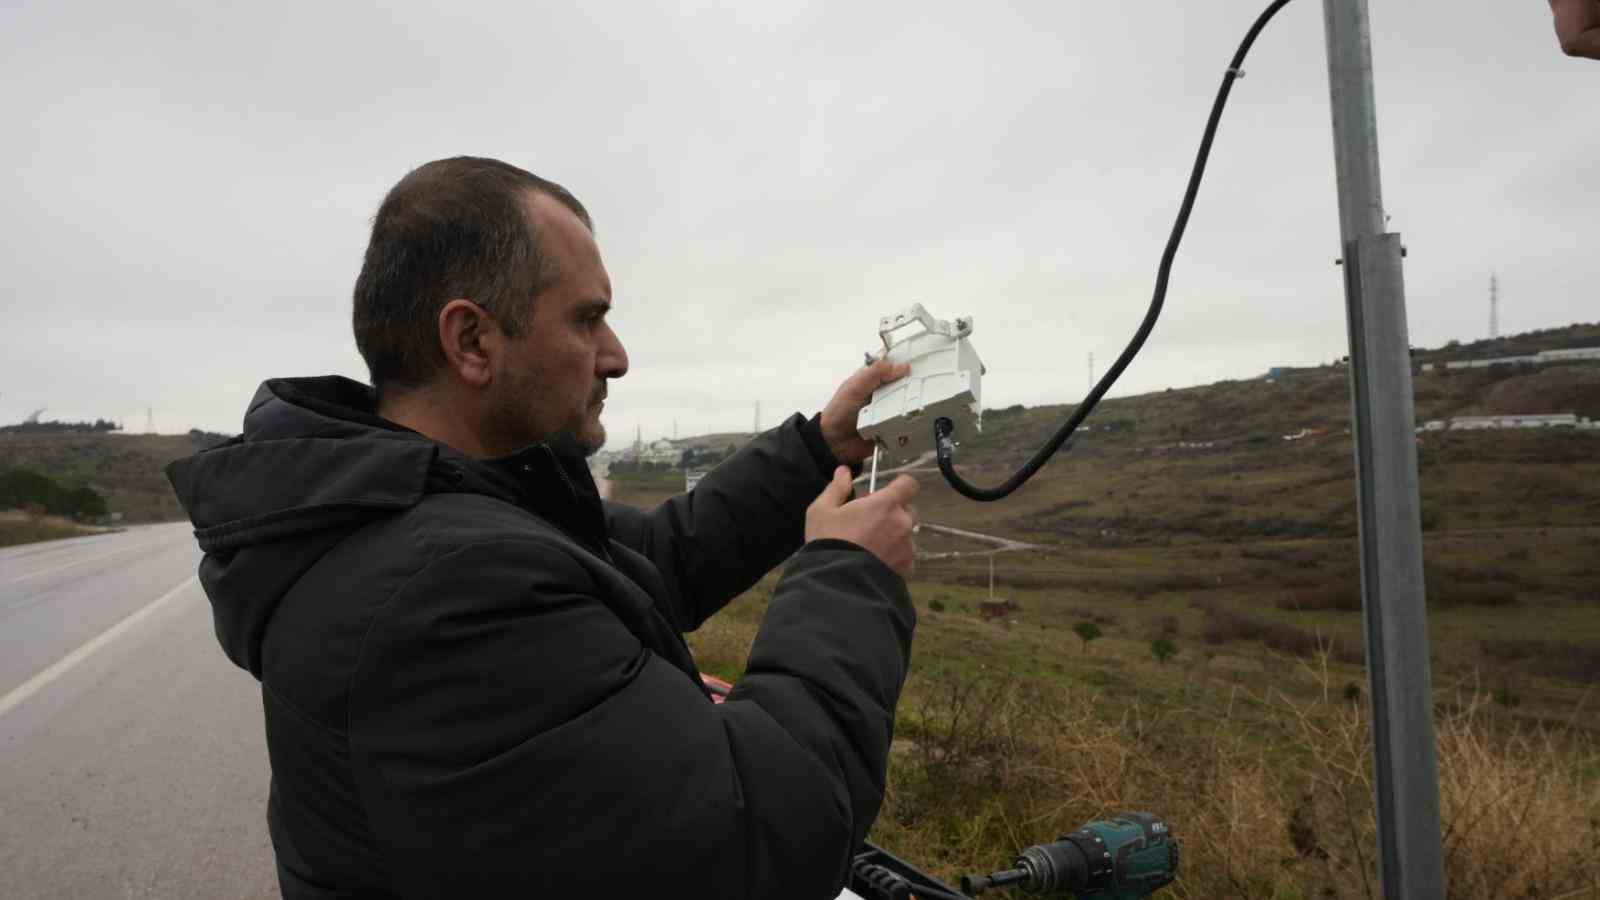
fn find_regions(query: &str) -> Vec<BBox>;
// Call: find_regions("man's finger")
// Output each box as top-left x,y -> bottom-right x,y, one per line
815,466 -> 854,508
841,359 -> 911,405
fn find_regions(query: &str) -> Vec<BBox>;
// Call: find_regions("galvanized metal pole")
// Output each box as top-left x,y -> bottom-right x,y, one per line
1322,2 -> 1445,897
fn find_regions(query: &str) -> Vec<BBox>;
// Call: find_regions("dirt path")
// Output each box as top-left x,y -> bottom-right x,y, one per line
916,523 -> 1048,561
919,522 -> 1044,552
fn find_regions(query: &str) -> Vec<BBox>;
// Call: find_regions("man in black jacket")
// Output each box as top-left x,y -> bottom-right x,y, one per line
167,157 -> 921,899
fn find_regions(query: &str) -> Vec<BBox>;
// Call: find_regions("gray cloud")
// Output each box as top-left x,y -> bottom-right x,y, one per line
3,0 -> 1593,444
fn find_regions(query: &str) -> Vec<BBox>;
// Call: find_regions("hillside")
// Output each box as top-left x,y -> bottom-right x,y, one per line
615,323 -> 1600,537
0,431 -> 226,522
4,323 -> 1595,531
607,321 -> 1600,700
607,323 -> 1600,895
1414,321 -> 1600,364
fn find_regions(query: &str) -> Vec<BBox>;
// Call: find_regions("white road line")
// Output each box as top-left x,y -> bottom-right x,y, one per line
9,537 -> 175,583
0,575 -> 199,719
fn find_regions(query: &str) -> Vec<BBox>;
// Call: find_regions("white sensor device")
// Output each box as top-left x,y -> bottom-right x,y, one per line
857,303 -> 984,465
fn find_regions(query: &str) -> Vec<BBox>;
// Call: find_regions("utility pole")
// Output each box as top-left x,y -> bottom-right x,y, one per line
1087,352 -> 1095,393
753,401 -> 760,435
1489,273 -> 1499,339
146,407 -> 155,435
1322,2 -> 1444,897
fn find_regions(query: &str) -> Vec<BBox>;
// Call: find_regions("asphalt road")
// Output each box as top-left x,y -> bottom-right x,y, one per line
1,523 -> 278,899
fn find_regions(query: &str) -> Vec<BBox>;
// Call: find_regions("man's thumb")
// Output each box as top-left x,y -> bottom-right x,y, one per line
816,466 -> 854,507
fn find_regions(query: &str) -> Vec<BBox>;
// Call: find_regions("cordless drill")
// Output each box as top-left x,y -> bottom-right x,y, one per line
960,812 -> 1178,898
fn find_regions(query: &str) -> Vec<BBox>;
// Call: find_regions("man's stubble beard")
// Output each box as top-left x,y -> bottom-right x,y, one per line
559,404 -> 606,458
485,366 -> 607,458
543,414 -> 606,459
483,365 -> 546,457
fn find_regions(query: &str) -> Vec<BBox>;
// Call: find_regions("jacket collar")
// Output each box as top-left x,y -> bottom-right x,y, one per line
175,376 -> 610,554
443,440 -> 610,554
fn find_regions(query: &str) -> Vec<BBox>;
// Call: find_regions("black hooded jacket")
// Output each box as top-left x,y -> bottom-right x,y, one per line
166,376 -> 915,900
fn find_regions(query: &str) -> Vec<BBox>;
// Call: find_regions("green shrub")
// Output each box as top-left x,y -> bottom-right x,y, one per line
1150,638 -> 1177,665
0,468 -> 108,519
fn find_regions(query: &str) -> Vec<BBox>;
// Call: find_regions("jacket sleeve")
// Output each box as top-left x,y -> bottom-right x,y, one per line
604,412 -> 840,631
347,537 -> 915,900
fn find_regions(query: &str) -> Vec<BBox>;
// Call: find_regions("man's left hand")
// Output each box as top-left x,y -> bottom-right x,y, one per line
820,359 -> 911,466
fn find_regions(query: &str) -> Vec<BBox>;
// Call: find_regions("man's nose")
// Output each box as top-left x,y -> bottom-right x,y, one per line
597,321 -> 628,379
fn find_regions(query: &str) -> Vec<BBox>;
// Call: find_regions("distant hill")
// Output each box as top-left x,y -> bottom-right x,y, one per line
0,430 -> 230,523
612,322 -> 1600,546
629,323 -> 1600,471
1413,322 -> 1600,365
0,418 -> 121,435
5,323 -> 1595,526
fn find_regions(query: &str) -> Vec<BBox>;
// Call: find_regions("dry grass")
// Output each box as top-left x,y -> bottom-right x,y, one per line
1194,597 -> 1365,664
1434,696 -> 1600,898
863,657 -> 1600,898
0,509 -> 100,546
687,602 -> 1600,898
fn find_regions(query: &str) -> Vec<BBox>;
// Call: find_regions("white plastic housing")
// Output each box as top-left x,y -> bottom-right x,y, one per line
857,304 -> 984,465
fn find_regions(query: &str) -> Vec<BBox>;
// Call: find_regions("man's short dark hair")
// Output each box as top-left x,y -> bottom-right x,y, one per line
352,156 -> 593,394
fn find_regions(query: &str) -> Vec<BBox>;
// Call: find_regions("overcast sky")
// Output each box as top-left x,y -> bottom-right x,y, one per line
2,1 -> 1594,447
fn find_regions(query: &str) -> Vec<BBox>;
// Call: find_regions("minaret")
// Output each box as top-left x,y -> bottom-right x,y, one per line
1489,273 -> 1499,340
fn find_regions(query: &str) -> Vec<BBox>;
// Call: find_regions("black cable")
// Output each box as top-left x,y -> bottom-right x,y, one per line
936,0 -> 1298,501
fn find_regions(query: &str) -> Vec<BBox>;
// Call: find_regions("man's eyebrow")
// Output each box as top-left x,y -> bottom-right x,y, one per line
574,299 -> 611,315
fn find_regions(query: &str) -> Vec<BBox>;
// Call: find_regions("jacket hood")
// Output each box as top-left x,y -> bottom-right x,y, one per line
169,376 -> 609,678
167,377 -> 441,675
169,376 -> 438,553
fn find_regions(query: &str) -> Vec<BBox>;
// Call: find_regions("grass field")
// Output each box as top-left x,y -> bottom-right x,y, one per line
607,377 -> 1600,896
667,540 -> 1600,897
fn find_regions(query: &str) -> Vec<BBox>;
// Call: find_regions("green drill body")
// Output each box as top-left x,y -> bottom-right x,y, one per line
961,811 -> 1179,898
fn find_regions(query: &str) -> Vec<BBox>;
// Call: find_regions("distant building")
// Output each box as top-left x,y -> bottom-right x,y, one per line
1417,413 -> 1595,432
1450,413 -> 1580,430
619,431 -> 684,465
640,439 -> 683,465
1418,345 -> 1600,372
1539,347 -> 1600,362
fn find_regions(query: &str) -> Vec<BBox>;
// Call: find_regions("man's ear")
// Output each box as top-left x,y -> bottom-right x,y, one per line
437,299 -> 500,389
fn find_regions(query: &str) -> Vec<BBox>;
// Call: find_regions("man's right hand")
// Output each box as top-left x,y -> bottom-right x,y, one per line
805,467 -> 920,577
